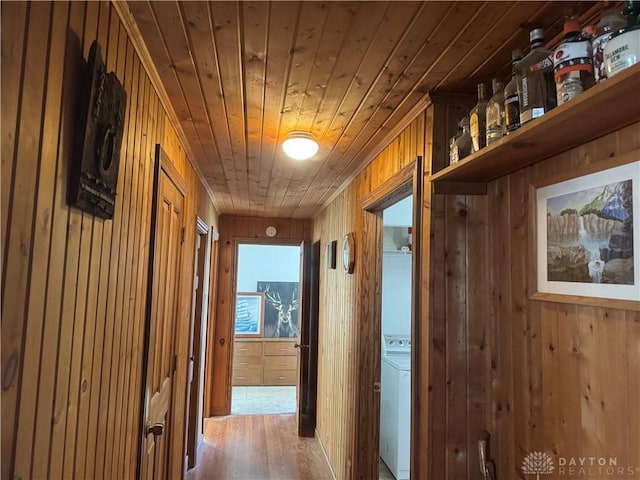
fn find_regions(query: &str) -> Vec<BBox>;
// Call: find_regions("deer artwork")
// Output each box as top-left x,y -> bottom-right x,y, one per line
263,285 -> 299,338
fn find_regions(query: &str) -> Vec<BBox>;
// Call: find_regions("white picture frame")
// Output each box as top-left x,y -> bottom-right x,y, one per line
534,158 -> 639,306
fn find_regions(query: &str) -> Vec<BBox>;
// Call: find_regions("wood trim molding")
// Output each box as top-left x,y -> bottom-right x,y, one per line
353,208 -> 383,479
355,157 -> 424,479
360,162 -> 415,211
315,430 -> 337,480
112,0 -> 218,207
157,145 -> 188,195
230,237 -> 305,246
410,156 -> 427,479
530,292 -> 640,312
432,181 -> 487,196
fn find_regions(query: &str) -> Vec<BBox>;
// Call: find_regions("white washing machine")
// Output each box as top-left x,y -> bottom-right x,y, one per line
380,335 -> 411,480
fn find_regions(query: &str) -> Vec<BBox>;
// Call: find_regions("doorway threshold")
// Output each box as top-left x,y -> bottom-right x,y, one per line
231,386 -> 296,415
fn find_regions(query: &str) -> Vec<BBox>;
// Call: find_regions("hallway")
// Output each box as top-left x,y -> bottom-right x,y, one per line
186,415 -> 333,480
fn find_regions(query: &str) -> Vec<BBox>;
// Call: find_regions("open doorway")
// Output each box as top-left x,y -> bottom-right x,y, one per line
379,195 -> 413,480
230,244 -> 301,415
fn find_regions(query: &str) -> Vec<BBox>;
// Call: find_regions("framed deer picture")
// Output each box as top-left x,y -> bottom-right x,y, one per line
257,281 -> 299,338
234,292 -> 264,337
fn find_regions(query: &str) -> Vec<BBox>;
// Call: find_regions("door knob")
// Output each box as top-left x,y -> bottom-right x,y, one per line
373,382 -> 381,392
145,422 -> 165,437
294,343 -> 309,349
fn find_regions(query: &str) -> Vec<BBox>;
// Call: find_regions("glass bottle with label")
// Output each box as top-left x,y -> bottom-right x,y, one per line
516,29 -> 557,125
622,0 -> 640,28
451,116 -> 472,163
504,49 -> 523,133
554,12 -> 595,106
486,78 -> 505,145
604,1 -> 640,77
591,2 -> 626,82
469,83 -> 488,153
449,121 -> 463,165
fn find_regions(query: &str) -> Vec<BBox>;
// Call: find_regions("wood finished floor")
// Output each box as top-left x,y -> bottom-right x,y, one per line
378,459 -> 394,480
186,414 -> 334,480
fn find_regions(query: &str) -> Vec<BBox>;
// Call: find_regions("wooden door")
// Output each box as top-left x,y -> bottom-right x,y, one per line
140,146 -> 187,480
296,241 -> 319,437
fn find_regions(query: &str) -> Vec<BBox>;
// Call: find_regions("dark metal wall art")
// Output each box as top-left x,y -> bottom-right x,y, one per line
69,40 -> 126,219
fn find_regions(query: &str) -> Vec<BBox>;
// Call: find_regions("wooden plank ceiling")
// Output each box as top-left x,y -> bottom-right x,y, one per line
126,1 -> 597,218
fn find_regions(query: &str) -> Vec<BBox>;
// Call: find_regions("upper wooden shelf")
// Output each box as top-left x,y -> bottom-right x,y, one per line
430,62 -> 640,185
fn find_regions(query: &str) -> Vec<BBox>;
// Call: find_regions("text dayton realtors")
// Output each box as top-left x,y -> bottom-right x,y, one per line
557,456 -> 640,477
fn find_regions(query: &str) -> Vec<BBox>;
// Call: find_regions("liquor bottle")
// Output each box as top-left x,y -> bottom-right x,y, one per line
451,116 -> 472,163
554,12 -> 595,106
486,78 -> 505,145
504,49 -> 523,133
591,2 -> 626,82
604,1 -> 640,77
449,122 -> 463,165
623,0 -> 640,27
469,83 -> 488,152
516,29 -> 557,125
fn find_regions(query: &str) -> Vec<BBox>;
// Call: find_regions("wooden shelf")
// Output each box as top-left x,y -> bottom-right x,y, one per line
430,62 -> 640,186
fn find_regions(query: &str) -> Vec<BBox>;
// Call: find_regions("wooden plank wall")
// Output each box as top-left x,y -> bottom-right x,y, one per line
484,122 -> 640,478
426,99 -> 492,480
207,215 -> 312,416
313,186 -> 359,480
427,119 -> 640,479
0,2 -> 217,479
313,114 -> 426,479
314,95 -> 639,480
428,189 -> 491,480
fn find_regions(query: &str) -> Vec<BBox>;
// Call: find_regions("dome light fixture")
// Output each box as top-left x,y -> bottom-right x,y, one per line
282,131 -> 318,160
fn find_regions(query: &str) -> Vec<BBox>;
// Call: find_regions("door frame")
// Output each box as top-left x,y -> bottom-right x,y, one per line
224,238 -> 309,415
203,231 -> 220,417
356,157 -> 423,478
297,240 -> 320,437
185,217 -> 211,470
137,145 -> 188,480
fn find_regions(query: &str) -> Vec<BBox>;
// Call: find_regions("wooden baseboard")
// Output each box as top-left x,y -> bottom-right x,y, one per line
315,428 -> 337,480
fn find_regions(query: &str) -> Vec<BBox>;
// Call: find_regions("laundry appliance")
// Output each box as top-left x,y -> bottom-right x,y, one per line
380,334 -> 411,480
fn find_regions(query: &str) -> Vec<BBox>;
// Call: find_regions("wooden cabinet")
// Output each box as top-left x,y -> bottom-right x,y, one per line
231,340 -> 262,385
232,339 -> 297,386
263,341 -> 297,385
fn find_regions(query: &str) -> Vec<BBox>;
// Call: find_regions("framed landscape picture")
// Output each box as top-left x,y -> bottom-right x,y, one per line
234,292 -> 264,337
534,158 -> 639,306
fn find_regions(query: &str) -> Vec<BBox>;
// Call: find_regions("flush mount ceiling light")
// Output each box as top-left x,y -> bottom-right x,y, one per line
282,131 -> 318,160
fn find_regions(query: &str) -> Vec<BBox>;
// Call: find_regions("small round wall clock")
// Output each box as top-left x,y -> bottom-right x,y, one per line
342,233 -> 355,274
265,225 -> 277,237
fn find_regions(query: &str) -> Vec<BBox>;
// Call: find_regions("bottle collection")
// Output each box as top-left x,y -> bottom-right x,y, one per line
449,1 -> 640,166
